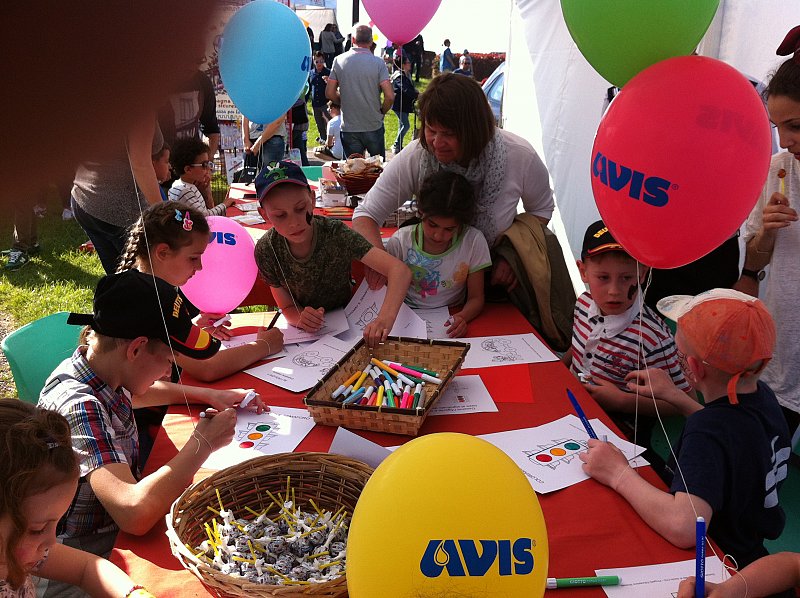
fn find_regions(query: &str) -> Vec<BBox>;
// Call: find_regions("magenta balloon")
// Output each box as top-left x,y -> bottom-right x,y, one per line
591,56 -> 771,269
181,216 -> 258,314
362,0 -> 441,45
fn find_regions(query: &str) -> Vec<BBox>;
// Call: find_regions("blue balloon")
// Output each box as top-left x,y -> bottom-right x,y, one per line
220,0 -> 311,124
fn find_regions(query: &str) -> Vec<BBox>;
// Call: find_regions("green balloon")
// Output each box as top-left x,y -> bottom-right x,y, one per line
560,0 -> 719,87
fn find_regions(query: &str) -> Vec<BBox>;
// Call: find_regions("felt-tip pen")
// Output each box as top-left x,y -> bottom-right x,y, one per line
545,576 -> 620,589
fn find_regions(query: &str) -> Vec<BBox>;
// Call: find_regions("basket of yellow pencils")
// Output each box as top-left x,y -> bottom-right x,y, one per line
304,336 -> 470,436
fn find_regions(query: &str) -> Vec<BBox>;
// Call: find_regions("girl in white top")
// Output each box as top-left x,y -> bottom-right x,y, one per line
386,170 -> 491,337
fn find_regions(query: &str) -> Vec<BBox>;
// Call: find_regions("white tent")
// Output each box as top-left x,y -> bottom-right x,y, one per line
504,0 -> 800,290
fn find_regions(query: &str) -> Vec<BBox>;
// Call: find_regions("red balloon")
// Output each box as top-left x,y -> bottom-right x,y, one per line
591,56 -> 771,269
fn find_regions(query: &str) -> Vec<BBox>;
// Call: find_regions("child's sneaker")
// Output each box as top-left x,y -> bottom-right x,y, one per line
5,250 -> 29,271
62,208 -> 74,220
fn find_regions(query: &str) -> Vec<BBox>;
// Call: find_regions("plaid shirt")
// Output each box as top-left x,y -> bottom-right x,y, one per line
38,347 -> 140,539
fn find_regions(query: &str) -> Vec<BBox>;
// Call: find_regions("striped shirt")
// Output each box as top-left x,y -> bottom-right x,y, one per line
168,178 -> 227,216
38,347 -> 140,539
570,291 -> 690,391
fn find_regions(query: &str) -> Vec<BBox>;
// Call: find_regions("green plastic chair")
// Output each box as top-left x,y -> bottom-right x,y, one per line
1,312 -> 80,404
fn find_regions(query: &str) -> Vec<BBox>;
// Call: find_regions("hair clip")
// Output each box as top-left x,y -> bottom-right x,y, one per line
174,209 -> 193,231
43,435 -> 60,450
776,25 -> 800,64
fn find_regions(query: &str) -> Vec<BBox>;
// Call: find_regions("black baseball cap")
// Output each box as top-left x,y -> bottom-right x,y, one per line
255,160 -> 310,202
67,270 -> 220,359
581,220 -> 626,261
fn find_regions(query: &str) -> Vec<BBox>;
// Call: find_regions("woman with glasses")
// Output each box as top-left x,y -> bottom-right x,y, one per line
167,137 -> 235,217
71,118 -> 167,274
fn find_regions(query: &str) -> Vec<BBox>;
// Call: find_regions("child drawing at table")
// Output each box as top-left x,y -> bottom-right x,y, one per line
564,220 -> 691,418
386,170 -> 491,337
117,201 -> 284,382
678,551 -> 800,597
254,160 -> 411,347
0,400 -> 152,598
168,137 -> 235,216
580,289 -> 792,575
37,270 -> 238,588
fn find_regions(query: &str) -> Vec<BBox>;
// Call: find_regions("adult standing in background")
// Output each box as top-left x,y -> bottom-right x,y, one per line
71,117 -> 164,274
353,73 -> 554,289
403,34 -> 424,82
390,54 -> 418,154
439,39 -> 456,73
453,55 -> 473,77
159,69 -> 220,159
332,23 -> 345,57
319,24 -> 337,68
242,114 -> 286,169
326,23 -> 394,159
309,52 -> 331,143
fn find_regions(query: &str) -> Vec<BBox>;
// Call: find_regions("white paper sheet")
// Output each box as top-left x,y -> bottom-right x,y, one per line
456,333 -> 558,368
478,414 -> 648,493
596,557 -> 726,597
428,375 -> 497,416
338,280 -> 427,342
230,213 -> 266,225
219,334 -> 297,360
412,306 -> 452,339
328,427 -> 392,469
243,335 -> 352,392
275,308 -> 350,344
236,201 -> 260,211
202,406 -> 316,470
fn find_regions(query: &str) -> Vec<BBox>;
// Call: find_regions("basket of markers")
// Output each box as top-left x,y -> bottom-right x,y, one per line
303,336 -> 470,436
165,452 -> 373,597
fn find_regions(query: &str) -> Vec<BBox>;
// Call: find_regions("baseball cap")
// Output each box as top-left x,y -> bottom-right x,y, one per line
67,270 -> 220,359
581,220 -> 626,260
255,160 -> 310,202
657,288 -> 775,404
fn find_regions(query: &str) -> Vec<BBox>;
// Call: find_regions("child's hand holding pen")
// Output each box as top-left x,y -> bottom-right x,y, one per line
196,312 -> 233,341
363,315 -> 390,347
444,314 -> 467,338
256,327 -> 284,358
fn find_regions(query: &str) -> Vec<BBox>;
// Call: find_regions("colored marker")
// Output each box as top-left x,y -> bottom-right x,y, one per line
396,362 -> 439,377
395,371 -> 422,387
266,310 -> 281,330
342,371 -> 361,388
384,381 -> 395,407
375,384 -> 384,407
238,390 -> 258,410
199,408 -> 218,419
567,389 -> 598,439
362,386 -> 375,404
371,358 -> 402,379
386,362 -> 441,384
696,517 -> 706,598
400,385 -> 411,409
545,576 -> 620,589
343,387 -> 365,404
412,383 -> 422,409
331,385 -> 347,399
211,314 -> 231,328
391,381 -> 402,396
352,365 -> 371,393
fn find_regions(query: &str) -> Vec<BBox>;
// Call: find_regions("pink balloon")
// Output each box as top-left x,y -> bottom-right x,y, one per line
591,56 -> 771,269
181,216 -> 258,314
362,0 -> 441,45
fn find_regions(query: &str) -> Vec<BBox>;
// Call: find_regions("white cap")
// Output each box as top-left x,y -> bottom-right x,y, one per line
656,288 -> 759,323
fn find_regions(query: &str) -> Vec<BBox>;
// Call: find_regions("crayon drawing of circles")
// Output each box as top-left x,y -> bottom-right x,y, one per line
564,442 -> 581,451
247,432 -> 263,441
239,441 -> 255,449
550,447 -> 567,457
535,453 -> 553,463
255,424 -> 272,432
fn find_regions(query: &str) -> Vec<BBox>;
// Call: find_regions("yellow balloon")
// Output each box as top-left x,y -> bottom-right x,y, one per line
347,433 -> 549,597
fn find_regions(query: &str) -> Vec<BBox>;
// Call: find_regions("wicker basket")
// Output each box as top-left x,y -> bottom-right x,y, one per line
166,453 -> 373,597
331,155 -> 382,196
304,337 -> 470,436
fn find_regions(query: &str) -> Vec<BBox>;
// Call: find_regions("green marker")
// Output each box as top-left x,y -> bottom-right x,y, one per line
545,575 -> 620,589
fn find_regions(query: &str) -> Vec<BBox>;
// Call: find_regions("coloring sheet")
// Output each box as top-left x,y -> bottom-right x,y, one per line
220,334 -> 299,360
275,308 -> 350,344
478,414 -> 647,493
596,557 -> 726,597
413,306 -> 452,339
338,280 -> 427,342
230,213 -> 266,226
235,200 -> 261,211
457,333 -> 558,369
243,335 -> 351,392
428,375 -> 498,416
202,406 -> 316,470
328,427 -> 392,469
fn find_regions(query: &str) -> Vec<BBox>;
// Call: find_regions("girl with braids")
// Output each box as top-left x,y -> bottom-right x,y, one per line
385,170 -> 491,337
737,25 -> 800,430
117,201 -> 284,382
0,400 -> 147,598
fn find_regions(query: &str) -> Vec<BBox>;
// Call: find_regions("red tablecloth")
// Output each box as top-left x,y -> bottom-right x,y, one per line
110,304 -> 694,596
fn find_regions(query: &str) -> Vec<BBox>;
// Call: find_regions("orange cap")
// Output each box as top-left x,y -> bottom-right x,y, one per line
658,289 -> 775,404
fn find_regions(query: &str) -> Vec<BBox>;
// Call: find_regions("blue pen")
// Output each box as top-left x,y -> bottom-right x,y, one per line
695,516 -> 706,598
567,389 -> 598,439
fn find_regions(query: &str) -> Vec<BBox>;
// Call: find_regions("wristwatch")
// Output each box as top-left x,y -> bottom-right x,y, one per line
741,268 -> 766,281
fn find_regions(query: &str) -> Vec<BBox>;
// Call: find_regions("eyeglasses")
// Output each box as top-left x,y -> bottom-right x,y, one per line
190,161 -> 215,170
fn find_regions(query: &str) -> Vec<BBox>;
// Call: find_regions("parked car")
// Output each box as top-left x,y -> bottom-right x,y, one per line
481,61 -> 505,126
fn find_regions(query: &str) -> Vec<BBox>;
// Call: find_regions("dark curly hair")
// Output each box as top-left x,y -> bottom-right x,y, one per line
417,170 -> 476,225
0,400 -> 78,589
169,137 -> 210,176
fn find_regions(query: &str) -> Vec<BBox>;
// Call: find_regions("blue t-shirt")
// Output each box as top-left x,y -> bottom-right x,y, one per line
668,381 -> 791,567
440,47 -> 454,72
